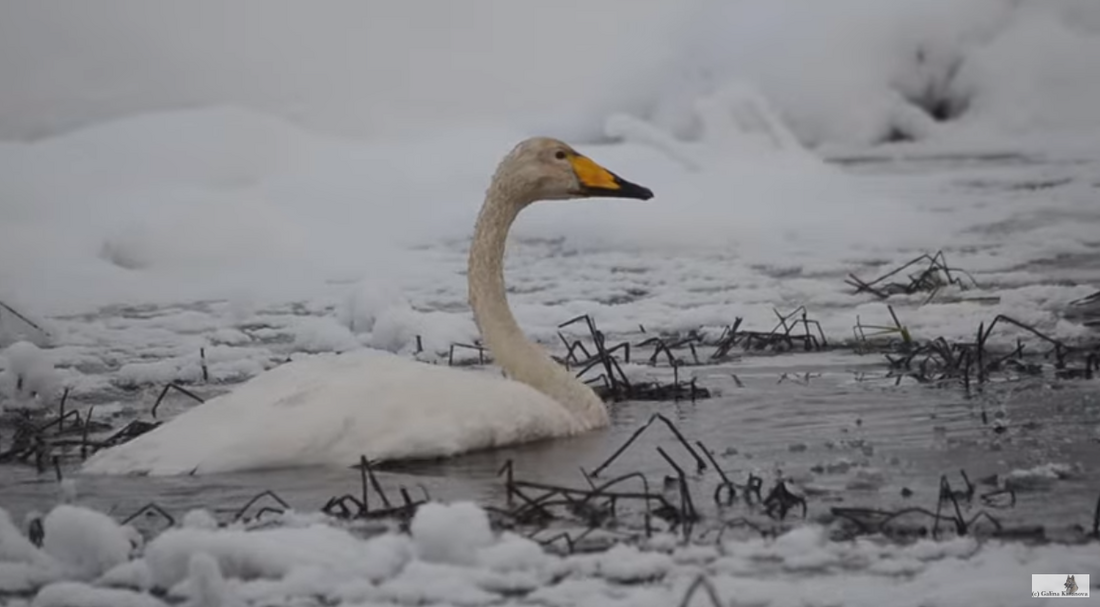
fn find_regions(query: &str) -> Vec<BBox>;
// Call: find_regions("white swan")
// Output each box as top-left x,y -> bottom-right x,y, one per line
83,137 -> 654,475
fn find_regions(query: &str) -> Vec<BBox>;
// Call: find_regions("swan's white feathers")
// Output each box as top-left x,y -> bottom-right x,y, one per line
83,350 -> 582,475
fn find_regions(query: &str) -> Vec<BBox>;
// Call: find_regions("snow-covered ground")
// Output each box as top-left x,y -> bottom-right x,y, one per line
1,499 -> 1097,607
2,0 -> 1100,604
1,102 -> 1097,407
4,0 -> 1100,146
2,1 -> 1099,355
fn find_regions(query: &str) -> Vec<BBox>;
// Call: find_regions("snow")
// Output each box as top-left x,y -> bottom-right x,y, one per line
574,544 -> 675,583
1,103 -> 1094,376
5,1 -> 1100,147
1,2 -> 1099,324
179,510 -> 219,532
410,502 -> 494,566
141,519 -> 412,589
41,506 -> 133,581
477,533 -> 552,574
0,341 -> 61,409
0,303 -> 50,349
32,582 -> 167,607
950,3 -> 1100,140
114,344 -> 271,387
662,0 -> 1100,149
96,560 -> 153,592
0,2 -> 687,142
6,500 -> 1099,607
0,72 -> 1097,385
1,1 -> 1100,602
0,509 -> 60,593
176,553 -> 240,607
1001,462 -> 1077,492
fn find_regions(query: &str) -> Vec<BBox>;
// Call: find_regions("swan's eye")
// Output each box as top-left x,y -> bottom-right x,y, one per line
554,151 -> 567,160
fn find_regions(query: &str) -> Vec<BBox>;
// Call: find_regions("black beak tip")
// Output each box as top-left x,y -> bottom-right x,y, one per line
617,178 -> 654,201
579,173 -> 654,200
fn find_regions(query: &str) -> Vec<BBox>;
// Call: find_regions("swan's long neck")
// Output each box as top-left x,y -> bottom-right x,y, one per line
467,179 -> 608,429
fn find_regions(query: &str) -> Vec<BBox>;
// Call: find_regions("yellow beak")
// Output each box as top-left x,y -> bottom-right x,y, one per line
568,154 -> 654,200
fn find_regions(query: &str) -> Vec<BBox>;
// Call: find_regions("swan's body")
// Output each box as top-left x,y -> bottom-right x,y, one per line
83,138 -> 653,475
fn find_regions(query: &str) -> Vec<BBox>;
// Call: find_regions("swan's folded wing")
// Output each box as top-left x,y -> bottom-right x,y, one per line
83,350 -> 583,476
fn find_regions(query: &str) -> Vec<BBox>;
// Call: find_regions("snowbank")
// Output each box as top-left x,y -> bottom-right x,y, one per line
0,101 -> 1094,381
654,0 -> 1100,148
0,1 -> 689,141
0,2 -> 1098,400
5,1 -> 1100,150
0,101 -> 944,317
2,501 -> 1097,607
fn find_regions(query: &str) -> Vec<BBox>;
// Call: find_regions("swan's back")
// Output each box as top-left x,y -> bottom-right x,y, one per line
83,351 -> 583,475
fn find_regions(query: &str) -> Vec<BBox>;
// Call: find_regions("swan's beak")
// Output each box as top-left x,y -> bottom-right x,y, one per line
570,154 -> 654,200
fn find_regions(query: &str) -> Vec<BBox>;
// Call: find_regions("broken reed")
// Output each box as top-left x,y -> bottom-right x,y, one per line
830,470 -> 1024,542
320,456 -> 428,524
14,408 -> 1099,569
5,298 -> 1096,474
7,306 -> 1095,472
854,308 -> 1100,387
556,313 -> 712,403
8,247 -> 1074,468
107,457 -> 430,543
4,253 -> 1098,547
4,307 -> 830,471
846,250 -> 978,304
0,299 -> 50,337
0,379 -> 208,468
710,306 -> 829,359
550,306 -> 833,402
489,413 -> 808,550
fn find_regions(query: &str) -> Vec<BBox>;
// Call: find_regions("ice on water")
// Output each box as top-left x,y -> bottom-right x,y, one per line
2,1 -> 1100,604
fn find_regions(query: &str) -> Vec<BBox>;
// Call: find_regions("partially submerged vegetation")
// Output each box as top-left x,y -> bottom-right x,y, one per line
2,247 -> 1097,476
2,407 -> 1098,606
845,251 -> 979,304
1,251 -> 1098,578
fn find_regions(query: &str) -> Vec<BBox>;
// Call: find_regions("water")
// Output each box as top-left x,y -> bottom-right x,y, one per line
2,153 -> 1099,541
3,350 -> 1097,541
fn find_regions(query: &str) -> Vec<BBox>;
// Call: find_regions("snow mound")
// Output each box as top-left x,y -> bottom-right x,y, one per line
606,81 -> 817,171
0,508 -> 62,594
42,505 -> 133,581
32,582 -> 166,607
410,502 -> 494,566
3,502 -> 1100,606
143,520 -> 412,589
3,2 -> 1100,318
0,341 -> 60,408
657,0 -> 1100,147
179,510 -> 219,532
176,552 -> 241,607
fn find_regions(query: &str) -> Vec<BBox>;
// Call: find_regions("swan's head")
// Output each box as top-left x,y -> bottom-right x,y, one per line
496,137 -> 653,203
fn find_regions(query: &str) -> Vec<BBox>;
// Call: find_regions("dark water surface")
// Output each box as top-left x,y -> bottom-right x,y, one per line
3,351 -> 1097,541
